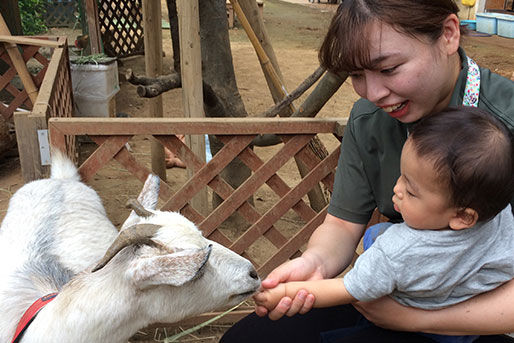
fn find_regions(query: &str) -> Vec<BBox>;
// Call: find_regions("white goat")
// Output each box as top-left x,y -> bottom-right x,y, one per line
0,152 -> 260,343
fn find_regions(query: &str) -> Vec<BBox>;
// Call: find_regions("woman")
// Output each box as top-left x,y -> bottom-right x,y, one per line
221,0 -> 514,341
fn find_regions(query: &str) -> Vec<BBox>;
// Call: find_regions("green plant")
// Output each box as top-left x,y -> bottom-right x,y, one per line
19,0 -> 48,35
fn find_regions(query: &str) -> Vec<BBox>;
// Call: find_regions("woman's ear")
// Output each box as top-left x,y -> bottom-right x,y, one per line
449,208 -> 478,230
440,13 -> 461,55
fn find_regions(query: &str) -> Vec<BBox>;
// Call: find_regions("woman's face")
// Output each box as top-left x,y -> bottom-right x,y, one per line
349,20 -> 461,123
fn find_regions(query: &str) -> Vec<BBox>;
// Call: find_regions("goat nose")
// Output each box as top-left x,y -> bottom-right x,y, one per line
249,268 -> 259,280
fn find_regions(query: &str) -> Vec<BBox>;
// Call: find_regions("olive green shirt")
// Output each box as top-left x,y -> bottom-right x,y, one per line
328,49 -> 514,225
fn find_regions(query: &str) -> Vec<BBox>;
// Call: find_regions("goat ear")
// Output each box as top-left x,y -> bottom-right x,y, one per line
128,245 -> 212,288
137,174 -> 160,210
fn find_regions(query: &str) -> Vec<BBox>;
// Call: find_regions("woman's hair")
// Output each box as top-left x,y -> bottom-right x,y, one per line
319,0 -> 462,73
408,107 -> 514,222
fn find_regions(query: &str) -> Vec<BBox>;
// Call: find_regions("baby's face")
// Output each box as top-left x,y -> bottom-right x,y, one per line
392,139 -> 455,230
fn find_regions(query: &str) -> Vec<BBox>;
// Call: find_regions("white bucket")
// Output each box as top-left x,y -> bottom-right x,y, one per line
70,60 -> 120,117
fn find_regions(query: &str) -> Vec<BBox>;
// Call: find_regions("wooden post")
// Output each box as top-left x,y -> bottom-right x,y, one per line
84,0 -> 102,54
176,0 -> 208,216
14,112 -> 48,181
142,0 -> 166,181
0,13 -> 38,106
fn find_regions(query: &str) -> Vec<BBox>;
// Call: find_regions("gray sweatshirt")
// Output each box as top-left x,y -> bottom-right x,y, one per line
344,205 -> 514,310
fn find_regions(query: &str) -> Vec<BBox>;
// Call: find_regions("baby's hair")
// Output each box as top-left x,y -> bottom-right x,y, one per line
319,0 -> 462,73
408,107 -> 514,222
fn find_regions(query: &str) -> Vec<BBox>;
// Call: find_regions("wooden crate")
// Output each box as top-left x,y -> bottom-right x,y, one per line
12,36 -> 75,182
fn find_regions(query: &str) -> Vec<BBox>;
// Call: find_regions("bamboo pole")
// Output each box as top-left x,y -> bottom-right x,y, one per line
0,13 -> 39,106
229,0 -> 295,114
238,0 -> 285,107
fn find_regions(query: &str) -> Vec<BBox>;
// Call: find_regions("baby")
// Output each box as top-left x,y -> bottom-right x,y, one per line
255,106 -> 514,341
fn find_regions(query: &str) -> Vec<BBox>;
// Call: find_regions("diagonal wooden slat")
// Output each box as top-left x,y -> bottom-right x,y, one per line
200,134 -> 315,236
178,203 -> 206,226
296,143 -> 336,191
259,207 -> 328,276
157,134 -> 255,210
156,135 -> 288,249
89,136 -> 177,206
156,135 -> 279,247
89,136 -> 151,182
79,135 -> 131,181
230,148 -> 340,254
0,66 -> 16,89
87,137 -> 209,225
217,137 -> 321,250
219,135 -> 318,223
280,134 -> 337,192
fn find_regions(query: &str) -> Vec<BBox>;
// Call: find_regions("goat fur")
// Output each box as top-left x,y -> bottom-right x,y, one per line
0,152 -> 260,343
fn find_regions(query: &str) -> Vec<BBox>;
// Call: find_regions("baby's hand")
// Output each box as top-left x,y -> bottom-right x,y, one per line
254,284 -> 287,310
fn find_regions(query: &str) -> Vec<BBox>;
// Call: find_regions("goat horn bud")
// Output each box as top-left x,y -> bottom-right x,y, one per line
126,198 -> 154,217
92,223 -> 162,272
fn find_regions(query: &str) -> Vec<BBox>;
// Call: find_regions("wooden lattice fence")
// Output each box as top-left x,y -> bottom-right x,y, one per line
45,0 -> 78,28
49,117 -> 344,275
13,37 -> 75,182
0,39 -> 51,119
98,0 -> 144,57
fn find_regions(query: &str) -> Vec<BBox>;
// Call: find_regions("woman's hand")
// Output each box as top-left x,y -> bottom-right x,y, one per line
254,256 -> 321,320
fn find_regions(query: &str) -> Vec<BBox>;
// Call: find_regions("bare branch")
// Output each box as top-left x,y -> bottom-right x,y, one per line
260,66 -> 326,118
252,69 -> 347,147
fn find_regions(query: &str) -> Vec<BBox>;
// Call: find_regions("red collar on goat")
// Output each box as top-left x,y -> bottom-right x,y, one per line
11,293 -> 58,343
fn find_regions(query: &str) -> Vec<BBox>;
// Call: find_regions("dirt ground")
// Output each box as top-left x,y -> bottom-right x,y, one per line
0,0 -> 513,342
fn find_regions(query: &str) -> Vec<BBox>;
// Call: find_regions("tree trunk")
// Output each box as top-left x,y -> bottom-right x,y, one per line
165,0 -> 180,72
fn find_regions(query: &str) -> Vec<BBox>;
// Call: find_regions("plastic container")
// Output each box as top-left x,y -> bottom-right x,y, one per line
476,13 -> 498,34
74,92 -> 118,117
460,19 -> 477,31
70,60 -> 120,117
495,13 -> 514,38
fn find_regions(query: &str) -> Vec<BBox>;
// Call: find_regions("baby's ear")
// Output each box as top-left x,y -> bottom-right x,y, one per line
449,208 -> 478,230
